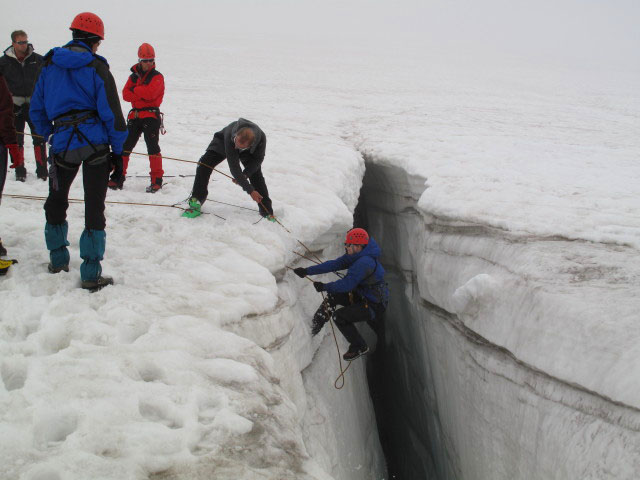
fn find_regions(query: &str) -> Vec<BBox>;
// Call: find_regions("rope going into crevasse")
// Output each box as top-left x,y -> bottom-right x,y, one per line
325,295 -> 354,390
286,258 -> 354,390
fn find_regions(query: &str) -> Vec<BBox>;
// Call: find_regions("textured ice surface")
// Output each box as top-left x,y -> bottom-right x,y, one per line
1,2 -> 638,478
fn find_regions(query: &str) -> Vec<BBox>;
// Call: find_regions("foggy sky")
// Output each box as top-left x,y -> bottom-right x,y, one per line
2,0 -> 639,70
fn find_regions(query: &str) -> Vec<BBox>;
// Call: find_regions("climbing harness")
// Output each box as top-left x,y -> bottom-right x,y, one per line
356,258 -> 390,311
53,110 -> 105,163
127,107 -> 166,134
47,111 -> 109,191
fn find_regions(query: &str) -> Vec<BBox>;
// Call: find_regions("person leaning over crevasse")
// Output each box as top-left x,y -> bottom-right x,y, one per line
183,118 -> 274,220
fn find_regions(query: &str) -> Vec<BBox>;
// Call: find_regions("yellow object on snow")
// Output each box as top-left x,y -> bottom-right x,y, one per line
0,258 -> 18,276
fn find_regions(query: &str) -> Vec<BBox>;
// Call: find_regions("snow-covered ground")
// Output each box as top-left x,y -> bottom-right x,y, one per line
0,22 -> 384,480
2,2 -> 640,479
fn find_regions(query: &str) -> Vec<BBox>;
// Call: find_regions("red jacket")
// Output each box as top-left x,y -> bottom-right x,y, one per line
122,63 -> 164,120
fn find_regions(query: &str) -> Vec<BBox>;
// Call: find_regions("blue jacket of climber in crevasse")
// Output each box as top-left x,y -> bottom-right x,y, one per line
306,237 -> 389,308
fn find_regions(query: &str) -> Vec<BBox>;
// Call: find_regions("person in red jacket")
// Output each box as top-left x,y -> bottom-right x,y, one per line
109,43 -> 164,192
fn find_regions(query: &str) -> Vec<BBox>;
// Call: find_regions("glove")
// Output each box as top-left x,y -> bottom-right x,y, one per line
110,153 -> 123,171
313,282 -> 325,292
293,267 -> 307,278
6,144 -> 24,168
110,153 -> 124,179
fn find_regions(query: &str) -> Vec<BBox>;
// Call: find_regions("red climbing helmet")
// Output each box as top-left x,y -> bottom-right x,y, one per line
138,43 -> 155,60
70,12 -> 105,40
345,228 -> 369,245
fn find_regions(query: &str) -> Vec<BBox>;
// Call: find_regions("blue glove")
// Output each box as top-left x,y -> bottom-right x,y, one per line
313,282 -> 325,292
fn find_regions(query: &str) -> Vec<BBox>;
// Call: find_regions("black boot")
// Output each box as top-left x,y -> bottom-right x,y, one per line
311,301 -> 333,336
0,239 -> 7,257
15,166 -> 27,182
35,145 -> 48,180
108,175 -> 125,190
81,276 -> 114,292
36,162 -> 48,180
48,263 -> 69,274
343,344 -> 369,361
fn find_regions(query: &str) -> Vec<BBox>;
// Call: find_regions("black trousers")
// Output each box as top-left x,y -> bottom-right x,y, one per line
191,150 -> 273,215
0,145 -> 7,197
326,292 -> 382,349
14,104 -> 45,147
44,156 -> 110,230
123,117 -> 160,155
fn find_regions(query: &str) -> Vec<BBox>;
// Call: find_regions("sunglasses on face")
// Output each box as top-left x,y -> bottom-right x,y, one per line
14,41 -> 28,45
139,59 -> 154,63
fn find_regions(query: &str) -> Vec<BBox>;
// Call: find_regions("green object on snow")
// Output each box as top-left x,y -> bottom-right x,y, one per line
181,197 -> 202,218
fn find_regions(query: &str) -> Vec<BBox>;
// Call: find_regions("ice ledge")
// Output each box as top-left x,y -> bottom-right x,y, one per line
429,298 -> 640,430
360,156 -> 640,478
225,239 -> 387,480
362,157 -> 640,409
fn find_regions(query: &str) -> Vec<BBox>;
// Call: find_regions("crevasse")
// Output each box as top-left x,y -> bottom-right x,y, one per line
355,158 -> 640,480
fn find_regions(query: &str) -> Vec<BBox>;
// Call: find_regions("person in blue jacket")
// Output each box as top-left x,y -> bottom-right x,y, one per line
294,228 -> 389,361
30,12 -> 127,291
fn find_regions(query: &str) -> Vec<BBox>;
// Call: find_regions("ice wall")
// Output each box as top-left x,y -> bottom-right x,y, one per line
359,159 -> 640,480
228,247 -> 388,480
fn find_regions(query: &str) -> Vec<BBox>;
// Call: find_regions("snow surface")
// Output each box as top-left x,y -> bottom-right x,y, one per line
0,25 -> 385,480
1,2 -> 640,479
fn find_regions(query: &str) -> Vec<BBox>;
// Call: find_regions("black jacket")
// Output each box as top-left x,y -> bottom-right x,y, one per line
206,118 -> 266,194
0,44 -> 43,98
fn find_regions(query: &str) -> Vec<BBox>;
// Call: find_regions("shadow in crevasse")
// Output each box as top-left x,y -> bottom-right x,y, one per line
354,186 -> 401,480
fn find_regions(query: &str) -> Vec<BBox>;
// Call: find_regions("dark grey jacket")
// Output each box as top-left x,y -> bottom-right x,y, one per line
206,118 -> 266,194
0,45 -> 43,99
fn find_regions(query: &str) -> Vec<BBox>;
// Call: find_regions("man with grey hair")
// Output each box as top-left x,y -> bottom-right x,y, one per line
0,30 -> 46,181
183,118 -> 274,219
